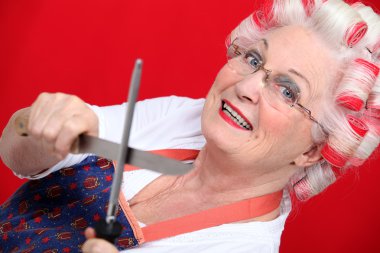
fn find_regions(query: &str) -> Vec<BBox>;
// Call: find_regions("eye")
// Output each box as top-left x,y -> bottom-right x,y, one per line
244,51 -> 263,71
271,77 -> 300,104
279,86 -> 296,102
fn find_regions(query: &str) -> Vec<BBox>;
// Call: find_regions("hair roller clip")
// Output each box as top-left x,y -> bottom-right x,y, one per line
347,114 -> 368,137
344,21 -> 368,48
355,59 -> 380,78
336,94 -> 364,111
302,0 -> 315,17
321,144 -> 349,168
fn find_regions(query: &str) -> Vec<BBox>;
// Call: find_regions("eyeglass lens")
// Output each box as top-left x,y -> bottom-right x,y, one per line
227,55 -> 301,114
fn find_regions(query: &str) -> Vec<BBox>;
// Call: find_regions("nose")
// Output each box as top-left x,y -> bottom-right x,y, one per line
234,70 -> 267,104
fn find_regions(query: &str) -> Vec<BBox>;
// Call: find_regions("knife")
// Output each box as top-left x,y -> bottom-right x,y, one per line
14,108 -> 193,175
14,59 -> 194,244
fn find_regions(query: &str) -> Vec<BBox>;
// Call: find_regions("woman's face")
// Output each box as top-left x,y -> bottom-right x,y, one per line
202,25 -> 338,172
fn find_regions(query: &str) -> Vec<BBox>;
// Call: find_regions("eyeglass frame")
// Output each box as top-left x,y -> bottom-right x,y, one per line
227,38 -> 328,136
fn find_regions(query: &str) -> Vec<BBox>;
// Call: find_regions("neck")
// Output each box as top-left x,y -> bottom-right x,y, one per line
178,145 -> 294,205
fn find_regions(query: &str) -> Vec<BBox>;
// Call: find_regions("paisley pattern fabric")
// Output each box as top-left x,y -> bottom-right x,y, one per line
0,156 -> 139,253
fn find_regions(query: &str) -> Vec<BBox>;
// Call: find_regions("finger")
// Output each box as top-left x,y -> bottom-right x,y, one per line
40,111 -> 68,144
37,110 -> 73,160
29,92 -> 50,123
82,238 -> 119,253
54,114 -> 90,157
34,95 -> 83,156
29,92 -> 54,137
41,94 -> 92,140
30,93 -> 75,138
54,100 -> 99,155
85,227 -> 96,239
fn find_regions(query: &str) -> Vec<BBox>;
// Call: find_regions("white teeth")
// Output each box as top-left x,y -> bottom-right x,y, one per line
222,101 -> 252,130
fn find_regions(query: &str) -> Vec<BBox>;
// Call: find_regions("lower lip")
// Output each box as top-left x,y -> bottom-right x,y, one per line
219,107 -> 250,131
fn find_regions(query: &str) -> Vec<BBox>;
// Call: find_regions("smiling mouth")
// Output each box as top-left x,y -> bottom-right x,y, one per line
221,100 -> 253,131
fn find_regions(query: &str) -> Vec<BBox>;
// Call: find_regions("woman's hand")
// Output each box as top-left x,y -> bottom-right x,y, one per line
27,92 -> 99,160
82,227 -> 119,253
0,92 -> 99,175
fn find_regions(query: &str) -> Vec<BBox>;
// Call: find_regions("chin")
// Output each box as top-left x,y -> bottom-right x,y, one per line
203,120 -> 242,152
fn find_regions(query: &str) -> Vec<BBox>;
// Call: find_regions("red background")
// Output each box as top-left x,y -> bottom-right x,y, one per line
1,1 -> 380,252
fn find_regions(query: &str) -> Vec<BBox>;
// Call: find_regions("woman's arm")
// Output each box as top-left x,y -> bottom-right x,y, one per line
0,92 -> 99,176
0,94 -> 203,177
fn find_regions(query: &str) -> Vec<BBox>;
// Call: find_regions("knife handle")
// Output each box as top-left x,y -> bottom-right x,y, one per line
94,219 -> 122,244
14,114 -> 80,153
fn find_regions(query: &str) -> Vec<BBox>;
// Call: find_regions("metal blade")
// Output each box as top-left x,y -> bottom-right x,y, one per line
108,59 -> 143,221
76,134 -> 193,175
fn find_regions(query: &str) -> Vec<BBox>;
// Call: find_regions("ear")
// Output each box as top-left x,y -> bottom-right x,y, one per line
292,144 -> 323,167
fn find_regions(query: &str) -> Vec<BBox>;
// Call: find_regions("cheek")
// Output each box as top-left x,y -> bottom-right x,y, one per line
260,114 -> 314,157
259,106 -> 291,135
257,111 -> 304,151
210,64 -> 242,92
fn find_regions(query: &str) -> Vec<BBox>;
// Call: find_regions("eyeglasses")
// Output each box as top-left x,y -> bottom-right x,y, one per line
227,38 -> 327,136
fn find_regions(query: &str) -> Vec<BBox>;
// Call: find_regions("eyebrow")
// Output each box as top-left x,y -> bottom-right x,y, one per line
260,38 -> 311,88
288,68 -> 311,88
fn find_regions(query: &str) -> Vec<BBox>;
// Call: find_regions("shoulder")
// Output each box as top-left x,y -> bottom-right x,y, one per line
142,95 -> 205,105
135,96 -> 205,114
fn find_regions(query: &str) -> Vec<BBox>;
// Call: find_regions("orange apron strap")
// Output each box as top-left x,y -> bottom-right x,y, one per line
150,149 -> 200,161
117,149 -> 200,171
141,190 -> 283,242
117,148 -> 200,243
117,149 -> 282,243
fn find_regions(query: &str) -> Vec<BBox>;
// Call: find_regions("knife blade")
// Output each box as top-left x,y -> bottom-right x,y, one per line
14,104 -> 193,175
74,134 -> 193,175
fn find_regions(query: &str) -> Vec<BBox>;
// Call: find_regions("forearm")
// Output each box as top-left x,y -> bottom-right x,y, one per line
0,108 -> 61,176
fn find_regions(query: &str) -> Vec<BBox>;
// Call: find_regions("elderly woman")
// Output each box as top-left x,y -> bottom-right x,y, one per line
1,0 -> 380,252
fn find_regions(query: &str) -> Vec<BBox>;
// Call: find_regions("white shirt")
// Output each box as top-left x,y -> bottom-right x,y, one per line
22,96 -> 206,178
21,96 -> 290,252
122,169 -> 291,253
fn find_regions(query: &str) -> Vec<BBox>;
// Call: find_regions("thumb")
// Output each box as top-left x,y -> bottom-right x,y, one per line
85,227 -> 96,239
82,238 -> 119,253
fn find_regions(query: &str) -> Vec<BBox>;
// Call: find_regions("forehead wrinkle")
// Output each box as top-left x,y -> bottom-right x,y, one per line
299,60 -> 326,106
288,68 -> 310,89
260,37 -> 314,103
257,25 -> 339,128
261,28 -> 331,107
